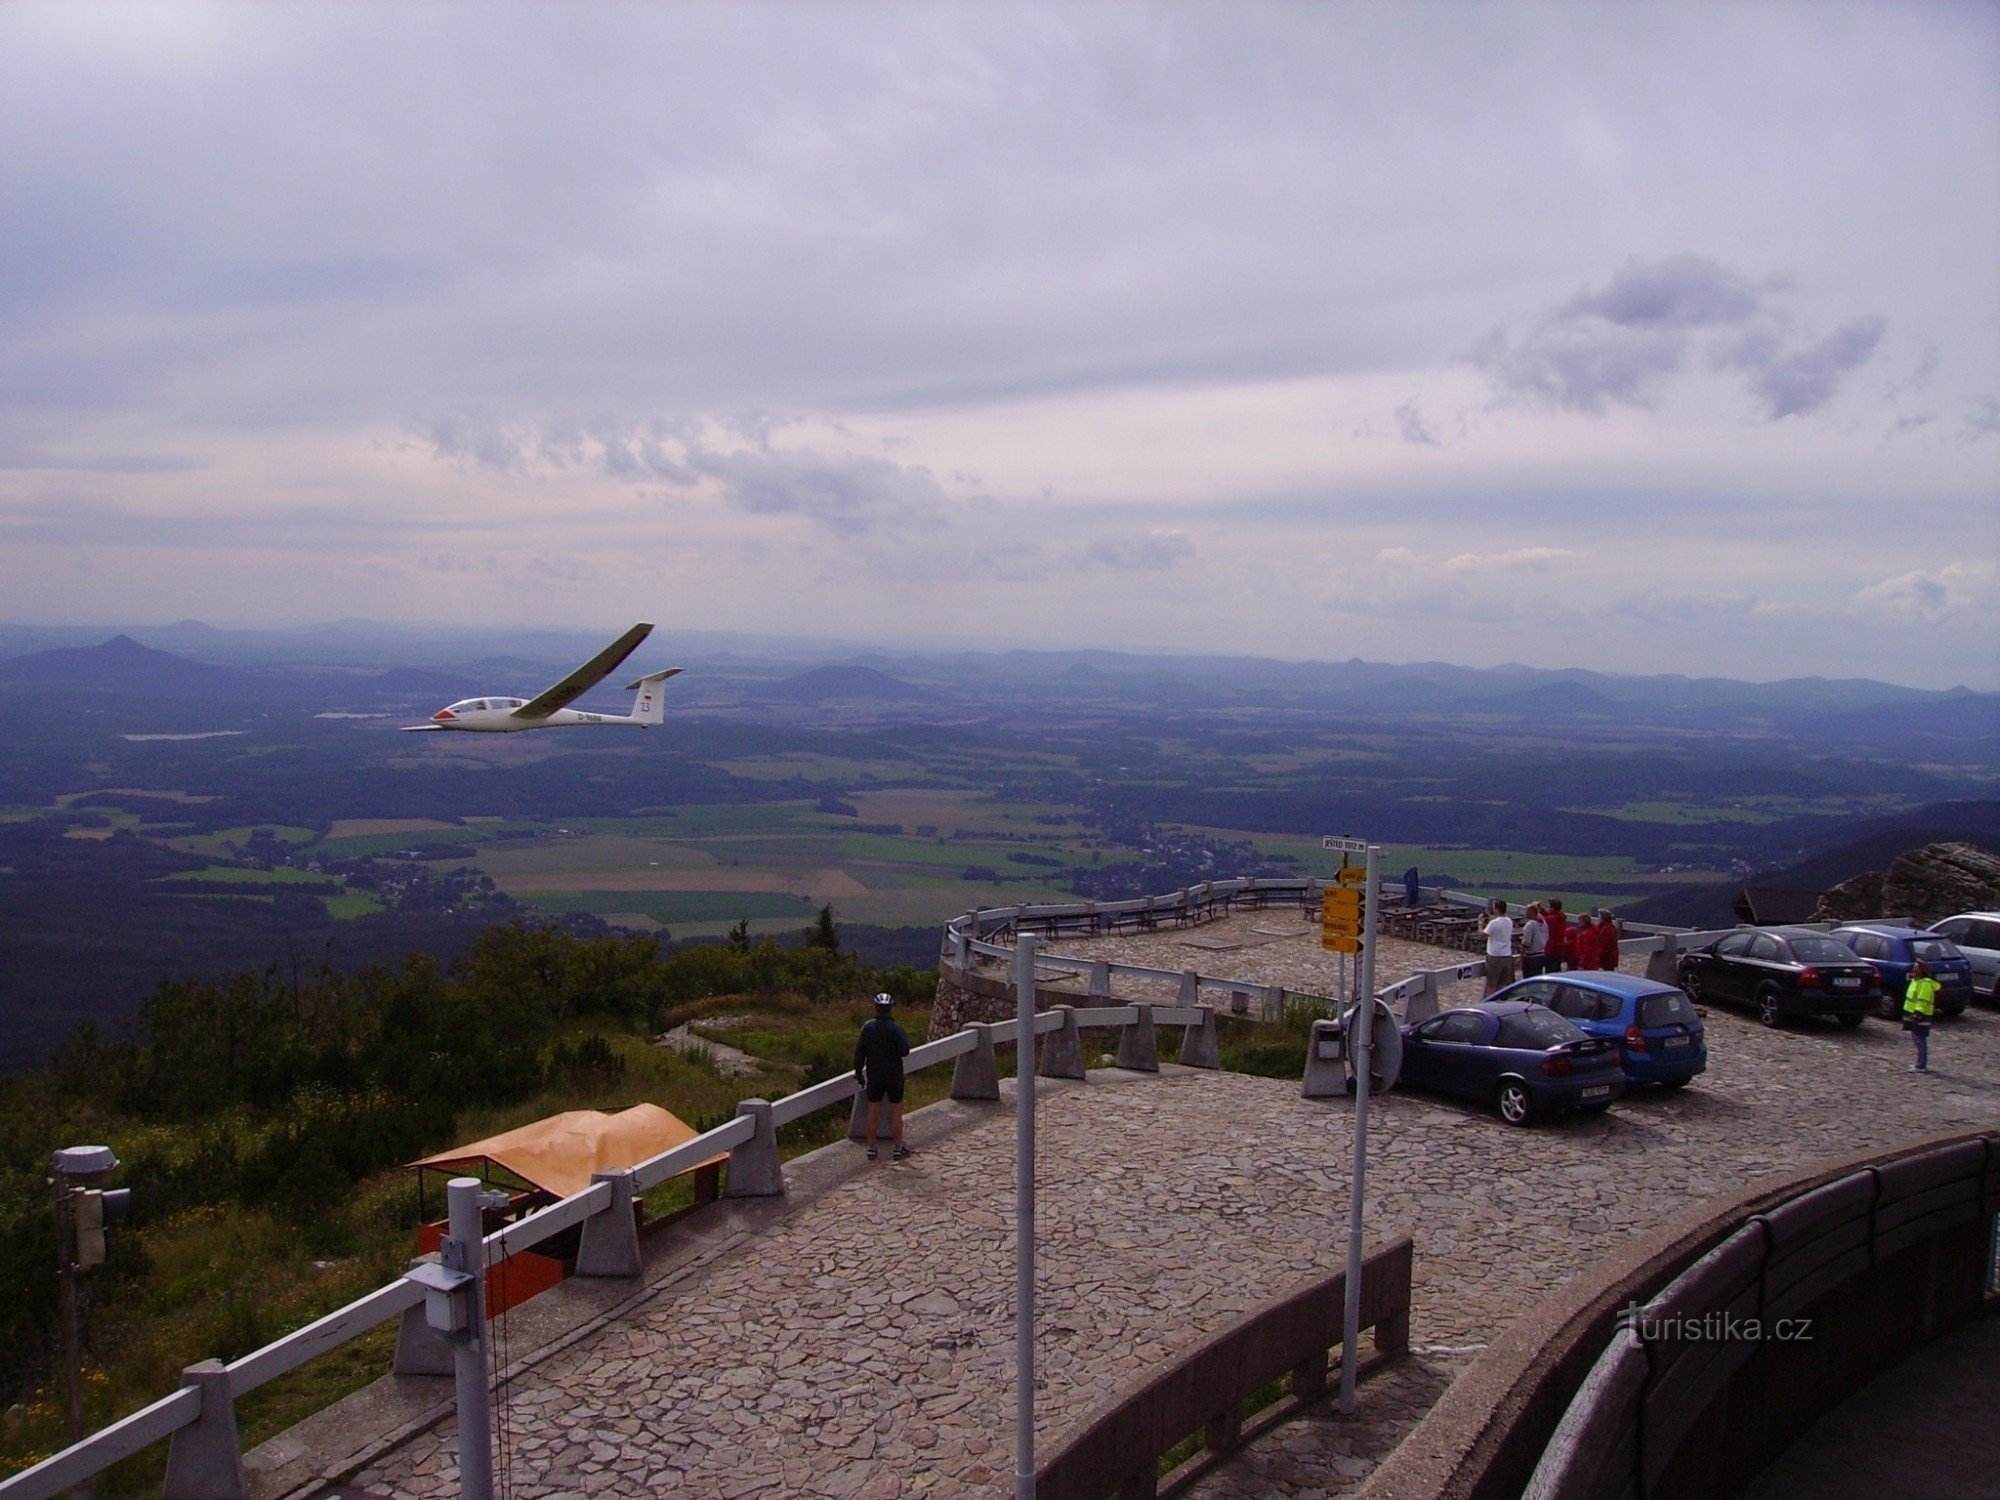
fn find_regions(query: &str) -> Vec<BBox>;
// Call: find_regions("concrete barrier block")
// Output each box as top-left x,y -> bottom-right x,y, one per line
574,1169 -> 643,1278
1405,971 -> 1441,1025
723,1098 -> 784,1198
162,1360 -> 250,1500
1645,932 -> 1682,986
392,1257 -> 455,1375
1115,1004 -> 1159,1072
950,1022 -> 1002,1099
1301,1019 -> 1347,1099
1179,1004 -> 1220,1069
849,1091 -> 903,1140
1038,1005 -> 1087,1080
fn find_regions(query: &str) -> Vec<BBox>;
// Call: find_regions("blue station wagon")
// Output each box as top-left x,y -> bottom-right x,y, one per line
1828,924 -> 1975,1020
1397,1001 -> 1626,1126
1488,972 -> 1707,1087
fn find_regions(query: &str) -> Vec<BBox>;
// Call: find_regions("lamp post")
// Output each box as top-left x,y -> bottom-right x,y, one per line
52,1145 -> 123,1500
1013,935 -> 1039,1500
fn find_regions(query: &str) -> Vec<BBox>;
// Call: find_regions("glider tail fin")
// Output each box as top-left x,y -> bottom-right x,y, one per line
624,668 -> 683,726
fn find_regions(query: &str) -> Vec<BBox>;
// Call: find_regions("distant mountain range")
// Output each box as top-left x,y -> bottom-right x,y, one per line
0,625 -> 1994,752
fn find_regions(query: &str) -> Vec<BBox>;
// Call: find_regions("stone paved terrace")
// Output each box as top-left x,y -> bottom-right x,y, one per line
959,905 -> 1480,1014
279,919 -> 2000,1500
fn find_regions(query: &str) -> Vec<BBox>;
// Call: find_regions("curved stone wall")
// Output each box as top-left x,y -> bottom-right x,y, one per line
1355,1130 -> 2000,1500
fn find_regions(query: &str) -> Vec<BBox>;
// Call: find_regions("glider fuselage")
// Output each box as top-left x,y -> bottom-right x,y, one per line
424,699 -> 656,732
400,623 -> 680,733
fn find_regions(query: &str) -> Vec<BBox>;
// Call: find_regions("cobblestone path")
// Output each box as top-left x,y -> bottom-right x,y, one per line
346,936 -> 1999,1499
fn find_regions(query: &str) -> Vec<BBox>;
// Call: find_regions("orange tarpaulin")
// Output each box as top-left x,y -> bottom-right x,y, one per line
408,1103 -> 722,1199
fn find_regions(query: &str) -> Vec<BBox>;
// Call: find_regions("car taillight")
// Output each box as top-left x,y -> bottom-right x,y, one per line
1623,1024 -> 1646,1052
1797,966 -> 1821,988
1542,1054 -> 1572,1076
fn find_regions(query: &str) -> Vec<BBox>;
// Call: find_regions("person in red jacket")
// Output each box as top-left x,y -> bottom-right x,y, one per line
1543,899 -> 1572,972
1571,910 -> 1594,970
1595,909 -> 1622,969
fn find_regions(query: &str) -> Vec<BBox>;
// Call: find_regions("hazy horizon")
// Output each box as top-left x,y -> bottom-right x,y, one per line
3,3 -> 1995,689
0,613 -> 1991,697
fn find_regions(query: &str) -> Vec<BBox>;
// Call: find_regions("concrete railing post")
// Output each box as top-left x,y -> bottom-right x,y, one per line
849,1089 -> 899,1141
1405,970 -> 1442,1025
1301,1018 -> 1347,1099
1177,970 -> 1199,1007
161,1360 -> 249,1500
1088,960 -> 1111,999
392,1256 -> 455,1375
1179,1004 -> 1220,1069
574,1169 -> 642,1278
723,1099 -> 783,1198
1646,931 -> 1682,986
951,1022 -> 1001,1100
1037,1005 -> 1087,1080
1114,1004 -> 1159,1072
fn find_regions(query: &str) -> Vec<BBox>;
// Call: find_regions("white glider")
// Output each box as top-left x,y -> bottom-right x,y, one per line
401,623 -> 681,732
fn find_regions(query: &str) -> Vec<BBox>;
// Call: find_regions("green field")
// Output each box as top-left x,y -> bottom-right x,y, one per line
516,889 -> 817,926
152,865 -> 339,886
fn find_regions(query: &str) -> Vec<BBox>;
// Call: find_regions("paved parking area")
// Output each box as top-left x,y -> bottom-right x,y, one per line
329,920 -> 1998,1499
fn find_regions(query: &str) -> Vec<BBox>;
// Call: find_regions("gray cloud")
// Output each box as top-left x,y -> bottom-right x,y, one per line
420,413 -> 955,538
1395,401 -> 1440,447
1475,254 -> 1887,419
1077,530 -> 1196,573
1748,316 -> 1886,418
685,445 -> 953,538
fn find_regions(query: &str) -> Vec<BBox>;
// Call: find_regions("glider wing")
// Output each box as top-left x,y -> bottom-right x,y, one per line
511,623 -> 654,720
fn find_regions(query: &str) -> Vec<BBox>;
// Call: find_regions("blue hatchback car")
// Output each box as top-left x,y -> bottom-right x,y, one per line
1487,972 -> 1707,1087
1828,924 -> 1976,1019
1397,1000 -> 1626,1126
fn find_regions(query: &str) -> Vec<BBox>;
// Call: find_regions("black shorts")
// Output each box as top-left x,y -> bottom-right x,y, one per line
865,1075 -> 905,1104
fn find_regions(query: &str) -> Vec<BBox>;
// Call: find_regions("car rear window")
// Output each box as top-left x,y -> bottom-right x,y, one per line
1496,1010 -> 1583,1049
1911,938 -> 1962,963
1789,936 -> 1857,963
1639,991 -> 1698,1028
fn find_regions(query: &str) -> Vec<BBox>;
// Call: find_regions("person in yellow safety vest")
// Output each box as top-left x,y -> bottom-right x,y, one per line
1902,958 -> 1941,1074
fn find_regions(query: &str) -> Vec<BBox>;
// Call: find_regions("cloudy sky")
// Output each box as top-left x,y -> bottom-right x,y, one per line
2,3 -> 1995,688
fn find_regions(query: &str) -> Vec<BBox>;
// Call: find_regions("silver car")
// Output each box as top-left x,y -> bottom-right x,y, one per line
1930,912 -> 2000,1005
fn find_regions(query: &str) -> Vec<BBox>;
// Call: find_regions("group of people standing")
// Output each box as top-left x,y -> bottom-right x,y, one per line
1481,898 -> 1623,995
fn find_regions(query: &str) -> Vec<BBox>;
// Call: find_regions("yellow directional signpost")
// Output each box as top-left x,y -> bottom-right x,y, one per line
1321,834 -> 1379,1417
1321,885 -> 1362,953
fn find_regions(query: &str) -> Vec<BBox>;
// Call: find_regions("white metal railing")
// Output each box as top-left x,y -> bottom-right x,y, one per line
0,995 -> 1196,1500
6,882 -> 1781,1500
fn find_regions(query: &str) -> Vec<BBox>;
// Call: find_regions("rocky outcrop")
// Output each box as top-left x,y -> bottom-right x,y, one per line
1814,841 -> 2000,925
1814,870 -> 1886,923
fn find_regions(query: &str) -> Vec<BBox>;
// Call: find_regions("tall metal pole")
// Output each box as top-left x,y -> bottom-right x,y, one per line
445,1177 -> 495,1500
52,1175 -> 89,1500
1013,936 -> 1039,1500
1339,844 -> 1382,1414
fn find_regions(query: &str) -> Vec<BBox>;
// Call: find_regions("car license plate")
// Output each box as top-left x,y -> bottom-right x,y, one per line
1832,976 -> 1861,988
1942,974 -> 1968,986
1662,1036 -> 1690,1049
1581,1085 -> 1611,1099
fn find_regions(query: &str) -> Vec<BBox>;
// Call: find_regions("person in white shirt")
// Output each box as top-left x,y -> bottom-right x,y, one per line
1519,901 -> 1551,978
1481,900 -> 1517,996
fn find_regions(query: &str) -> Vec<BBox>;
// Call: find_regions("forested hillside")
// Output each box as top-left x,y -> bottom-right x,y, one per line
0,920 -> 931,1488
